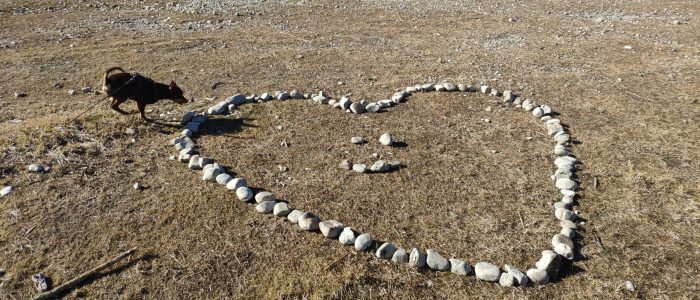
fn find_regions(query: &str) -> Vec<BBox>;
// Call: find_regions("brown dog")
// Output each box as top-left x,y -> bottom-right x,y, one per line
102,67 -> 189,121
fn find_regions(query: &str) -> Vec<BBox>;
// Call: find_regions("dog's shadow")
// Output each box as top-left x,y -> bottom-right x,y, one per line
200,117 -> 258,137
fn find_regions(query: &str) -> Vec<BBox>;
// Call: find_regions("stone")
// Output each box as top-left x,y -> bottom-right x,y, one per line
426,249 -> 450,271
339,227 -> 356,245
31,273 -> 49,292
352,164 -> 367,173
312,94 -> 328,104
624,280 -> 636,292
490,89 -> 500,97
178,153 -> 191,162
365,103 -> 380,112
14,91 -> 27,98
235,186 -> 253,201
273,202 -> 291,216
256,201 -> 276,214
421,83 -> 435,92
339,97 -> 352,110
555,207 -> 575,221
474,262 -> 501,282
541,116 -> 552,121
27,164 -> 45,173
133,182 -> 141,190
376,242 -> 397,259
319,220 -> 345,238
351,137 -> 365,144
499,272 -> 515,287
449,259 -> 471,275
290,90 -> 304,99
526,268 -> 549,284
408,248 -> 427,269
379,132 -> 393,146
338,160 -> 352,170
392,91 -> 409,103
556,178 -> 579,190
480,85 -> 491,94
560,227 -> 575,239
442,83 -> 457,91
457,84 -> 468,92
541,105 -> 552,115
504,265 -> 528,286
287,210 -> 303,223
298,212 -> 320,231
554,202 -> 570,210
181,129 -> 193,137
552,234 -> 574,249
434,84 -> 446,92
554,145 -> 568,156
503,90 -> 515,102
561,219 -> 578,230
228,104 -> 236,113
535,250 -> 561,278
547,123 -> 565,136
354,233 -> 372,251
554,243 -> 574,260
259,93 -> 272,101
378,100 -> 393,108
0,186 -> 12,197
255,191 -> 276,203
369,160 -> 391,172
554,133 -> 570,144
392,248 -> 409,263
276,92 -> 290,100
350,102 -> 365,114
226,178 -> 247,190
216,173 -> 233,185
532,107 -> 544,117
202,167 -> 221,181
68,89 -> 77,95
555,156 -> 577,168
125,128 -> 136,135
522,99 -> 536,111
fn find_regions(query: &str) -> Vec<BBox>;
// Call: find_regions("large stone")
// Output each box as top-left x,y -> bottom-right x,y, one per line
202,167 -> 222,181
369,160 -> 391,172
474,262 -> 501,282
235,186 -> 253,201
426,249 -> 450,271
256,201 -> 276,214
554,243 -> 574,260
526,268 -> 549,284
555,178 -> 579,190
298,212 -> 320,231
504,264 -> 528,286
391,248 -> 409,263
379,132 -> 393,146
408,248 -> 427,269
339,227 -> 356,245
226,178 -> 247,191
0,186 -> 13,198
350,102 -> 365,114
287,210 -> 303,223
449,259 -> 472,275
499,272 -> 515,287
226,94 -> 247,106
339,97 -> 352,110
366,103 -> 380,112
352,164 -> 367,173
480,85 -> 491,94
376,242 -> 397,259
354,233 -> 372,251
215,173 -> 233,185
555,208 -> 575,221
535,250 -> 561,278
319,220 -> 345,239
273,202 -> 291,216
255,191 -> 276,204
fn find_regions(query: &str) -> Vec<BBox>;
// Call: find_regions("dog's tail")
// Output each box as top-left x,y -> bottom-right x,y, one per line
102,67 -> 126,93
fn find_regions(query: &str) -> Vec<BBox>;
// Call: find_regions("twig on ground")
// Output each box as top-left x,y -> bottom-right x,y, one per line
517,211 -> 525,229
33,247 -> 137,300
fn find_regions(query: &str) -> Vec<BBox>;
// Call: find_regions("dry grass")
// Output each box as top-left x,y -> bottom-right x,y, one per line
1,0 -> 698,299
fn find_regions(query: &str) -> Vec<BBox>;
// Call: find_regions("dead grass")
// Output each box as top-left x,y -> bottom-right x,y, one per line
1,0 -> 698,299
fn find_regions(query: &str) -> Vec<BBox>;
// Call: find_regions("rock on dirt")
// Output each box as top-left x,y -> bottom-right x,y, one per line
474,262 -> 501,282
354,233 -> 372,251
0,186 -> 12,197
409,248 -> 427,269
379,132 -> 393,146
449,258 -> 471,275
319,220 -> 344,239
426,249 -> 450,271
273,202 -> 290,216
339,227 -> 356,245
376,242 -> 397,259
391,248 -> 408,263
298,212 -> 320,231
27,164 -> 45,173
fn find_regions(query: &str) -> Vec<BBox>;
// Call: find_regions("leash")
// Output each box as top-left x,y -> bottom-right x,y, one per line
64,73 -> 138,125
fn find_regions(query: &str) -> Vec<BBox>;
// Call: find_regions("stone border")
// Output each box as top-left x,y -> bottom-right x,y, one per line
169,82 -> 581,287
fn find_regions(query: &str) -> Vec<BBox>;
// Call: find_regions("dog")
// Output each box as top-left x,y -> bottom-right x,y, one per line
101,67 -> 189,121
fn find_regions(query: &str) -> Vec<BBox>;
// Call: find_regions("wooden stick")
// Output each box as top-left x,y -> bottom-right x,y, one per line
34,247 -> 137,300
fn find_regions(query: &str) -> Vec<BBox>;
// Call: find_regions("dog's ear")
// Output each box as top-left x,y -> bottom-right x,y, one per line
169,80 -> 177,89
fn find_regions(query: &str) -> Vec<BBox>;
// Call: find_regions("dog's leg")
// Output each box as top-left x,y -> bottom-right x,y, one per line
110,97 -> 129,115
136,101 -> 153,122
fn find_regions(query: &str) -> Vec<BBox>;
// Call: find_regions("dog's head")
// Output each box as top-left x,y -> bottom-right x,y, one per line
168,81 -> 190,104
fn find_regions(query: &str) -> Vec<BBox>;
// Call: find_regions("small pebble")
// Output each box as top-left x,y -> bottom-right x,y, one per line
352,164 -> 367,173
31,273 -> 49,292
376,242 -> 397,259
354,233 -> 372,251
14,91 -> 27,98
480,85 -> 491,94
68,89 -> 77,95
338,160 -> 352,170
133,182 -> 141,190
27,164 -> 45,173
532,107 -> 544,117
379,132 -> 393,146
0,186 -> 13,197
125,128 -> 136,135
624,280 -> 636,292
351,137 -> 365,144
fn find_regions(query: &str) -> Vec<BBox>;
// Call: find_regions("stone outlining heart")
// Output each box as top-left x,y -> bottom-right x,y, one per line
171,83 -> 581,287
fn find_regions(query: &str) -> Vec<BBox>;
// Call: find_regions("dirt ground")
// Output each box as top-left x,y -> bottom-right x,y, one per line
0,0 -> 698,299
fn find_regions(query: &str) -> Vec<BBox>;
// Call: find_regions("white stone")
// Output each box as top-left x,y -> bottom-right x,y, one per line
339,227 -> 356,245
490,89 -> 499,97
426,249 -> 450,271
352,164 -> 367,173
560,227 -> 575,239
256,201 -> 276,214
339,97 -> 352,110
178,153 -> 191,162
226,178 -> 247,191
624,280 -> 636,292
554,243 -> 574,260
379,132 -> 393,146
376,242 -> 397,259
391,91 -> 409,103
0,186 -> 12,197
202,167 -> 221,181
421,83 -> 435,92
27,164 -> 45,173
350,102 -> 365,114
554,145 -> 568,156
556,178 -> 579,190
532,107 -> 544,117
273,202 -> 291,216
392,248 -> 409,263
408,248 -> 427,269
449,259 -> 471,275
259,93 -> 272,101
555,207 -> 575,221
561,219 -> 578,230
287,210 -> 303,223
298,212 -> 320,231
319,220 -> 345,238
215,173 -> 232,185
338,160 -> 352,170
503,90 -> 515,102
354,233 -> 372,251
554,133 -> 570,144
474,262 -> 501,282
442,83 -> 457,91
480,85 -> 491,94
235,186 -> 253,201
351,137 -> 365,144
366,103 -> 380,112
526,268 -> 549,284
535,250 -> 561,278
369,160 -> 391,172
378,100 -> 393,108
255,191 -> 275,204
541,105 -> 552,115
499,272 -> 515,287
504,265 -> 528,286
